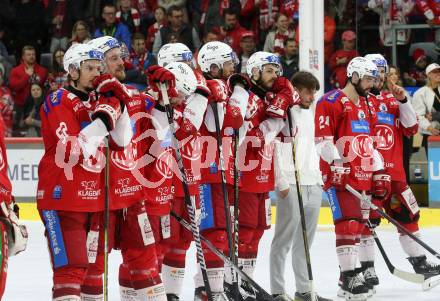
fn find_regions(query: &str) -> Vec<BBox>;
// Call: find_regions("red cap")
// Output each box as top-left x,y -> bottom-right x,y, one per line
241,30 -> 255,41
412,48 -> 427,64
342,30 -> 356,41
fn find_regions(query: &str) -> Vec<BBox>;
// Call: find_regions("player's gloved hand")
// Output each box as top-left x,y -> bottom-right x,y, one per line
92,96 -> 123,131
0,201 -> 28,256
93,73 -> 131,107
328,165 -> 350,191
206,79 -> 229,103
146,66 -> 178,99
227,73 -> 251,91
372,170 -> 391,199
266,77 -> 301,118
194,71 -> 211,98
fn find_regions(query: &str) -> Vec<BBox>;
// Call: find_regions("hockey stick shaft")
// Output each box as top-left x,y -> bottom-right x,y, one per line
210,103 -> 234,260
232,128 -> 240,300
170,210 -> 273,300
346,185 -> 440,260
287,112 -> 316,300
104,143 -> 110,301
160,84 -> 213,300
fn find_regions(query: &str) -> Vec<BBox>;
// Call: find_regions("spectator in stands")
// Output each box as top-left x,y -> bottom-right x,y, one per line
125,32 -> 155,84
158,0 -> 188,20
237,31 -> 257,74
324,7 -> 336,64
146,6 -> 166,51
46,0 -> 78,53
94,3 -> 132,50
9,45 -> 47,132
403,48 -> 430,87
68,20 -> 92,48
263,13 -> 295,56
197,0 -> 241,35
152,5 -> 201,56
412,63 -> 440,156
280,38 -> 299,81
117,0 -> 141,34
11,0 -> 46,57
0,23 -> 12,81
213,8 -> 246,54
328,30 -> 359,88
415,1 -> 440,48
46,49 -> 68,93
23,82 -> 43,137
0,63 -> 13,137
132,0 -> 157,28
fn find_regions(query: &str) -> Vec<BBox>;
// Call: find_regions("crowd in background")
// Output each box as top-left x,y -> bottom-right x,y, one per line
0,0 -> 439,137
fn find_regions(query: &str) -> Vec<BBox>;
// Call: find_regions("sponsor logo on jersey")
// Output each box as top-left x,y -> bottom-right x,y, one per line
78,180 -> 101,199
56,122 -> 69,144
50,90 -> 63,106
358,110 -> 366,120
209,162 -> 218,174
352,134 -> 374,158
351,120 -> 370,133
42,210 -> 68,268
323,90 -> 341,103
156,149 -> 173,179
37,190 -> 45,199
111,141 -> 138,170
379,102 -> 387,112
375,124 -> 394,150
181,138 -> 202,161
114,177 -> 143,196
52,185 -> 62,199
377,112 -> 394,125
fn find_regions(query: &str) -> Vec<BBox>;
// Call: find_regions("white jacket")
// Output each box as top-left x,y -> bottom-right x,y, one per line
274,106 -> 323,191
412,85 -> 439,135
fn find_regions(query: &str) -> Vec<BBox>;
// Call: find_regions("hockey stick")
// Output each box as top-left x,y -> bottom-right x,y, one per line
170,210 -> 274,300
160,84 -> 213,301
103,141 -> 110,301
368,221 -> 425,284
210,103 -> 234,263
287,111 -> 317,301
345,185 -> 440,260
232,128 -> 240,300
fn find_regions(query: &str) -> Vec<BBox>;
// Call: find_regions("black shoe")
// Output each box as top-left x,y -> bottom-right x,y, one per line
338,270 -> 369,300
167,294 -> 180,301
408,255 -> 440,279
360,261 -> 379,286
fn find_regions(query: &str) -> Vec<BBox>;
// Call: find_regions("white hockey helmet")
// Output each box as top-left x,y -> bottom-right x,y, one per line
158,43 -> 193,67
346,57 -> 379,80
364,53 -> 388,73
197,41 -> 237,73
165,62 -> 197,96
87,36 -> 121,54
63,43 -> 104,73
246,51 -> 282,78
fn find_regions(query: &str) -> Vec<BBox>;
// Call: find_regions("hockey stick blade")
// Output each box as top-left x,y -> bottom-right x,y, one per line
423,274 -> 440,291
170,211 -> 274,300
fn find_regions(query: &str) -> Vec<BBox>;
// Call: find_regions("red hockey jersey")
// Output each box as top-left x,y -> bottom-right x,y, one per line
315,89 -> 379,191
0,116 -> 12,204
371,91 -> 418,182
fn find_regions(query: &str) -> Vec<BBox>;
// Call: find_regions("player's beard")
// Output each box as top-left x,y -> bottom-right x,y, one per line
370,86 -> 380,96
354,82 -> 368,97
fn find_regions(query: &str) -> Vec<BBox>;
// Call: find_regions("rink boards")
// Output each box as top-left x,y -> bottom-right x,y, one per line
19,203 -> 440,227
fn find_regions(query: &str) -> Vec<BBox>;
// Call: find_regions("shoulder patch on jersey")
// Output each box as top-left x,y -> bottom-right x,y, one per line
50,90 -> 64,106
144,95 -> 154,111
320,90 -> 341,103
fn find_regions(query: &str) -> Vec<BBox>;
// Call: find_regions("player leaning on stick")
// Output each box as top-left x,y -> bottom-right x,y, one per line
314,57 -> 387,301
269,71 -> 331,301
361,53 -> 440,287
37,43 -> 132,301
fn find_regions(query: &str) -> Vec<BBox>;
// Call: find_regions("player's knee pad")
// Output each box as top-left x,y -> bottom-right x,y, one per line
248,228 -> 264,254
335,219 -> 363,246
53,266 -> 87,298
203,229 -> 227,251
163,241 -> 191,268
238,226 -> 253,245
397,221 -> 419,235
118,263 -> 132,288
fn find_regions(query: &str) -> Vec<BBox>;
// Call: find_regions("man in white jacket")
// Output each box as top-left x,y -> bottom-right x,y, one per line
269,71 -> 332,301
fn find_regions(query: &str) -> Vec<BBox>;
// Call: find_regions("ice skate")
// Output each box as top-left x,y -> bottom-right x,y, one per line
337,270 -> 369,301
408,255 -> 440,279
167,293 -> 180,301
361,261 -> 379,287
294,291 -> 333,301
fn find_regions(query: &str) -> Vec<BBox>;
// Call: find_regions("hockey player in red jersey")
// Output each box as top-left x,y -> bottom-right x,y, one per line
37,43 -> 134,301
153,42 -> 214,301
81,36 -> 173,301
188,41 -> 250,300
233,51 -> 299,300
0,116 -> 28,298
360,53 -> 440,288
315,57 -> 387,301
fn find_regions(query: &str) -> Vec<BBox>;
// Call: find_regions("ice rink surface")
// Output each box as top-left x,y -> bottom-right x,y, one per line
5,221 -> 440,300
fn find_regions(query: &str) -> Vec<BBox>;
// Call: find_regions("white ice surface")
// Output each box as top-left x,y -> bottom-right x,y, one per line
4,221 -> 440,300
